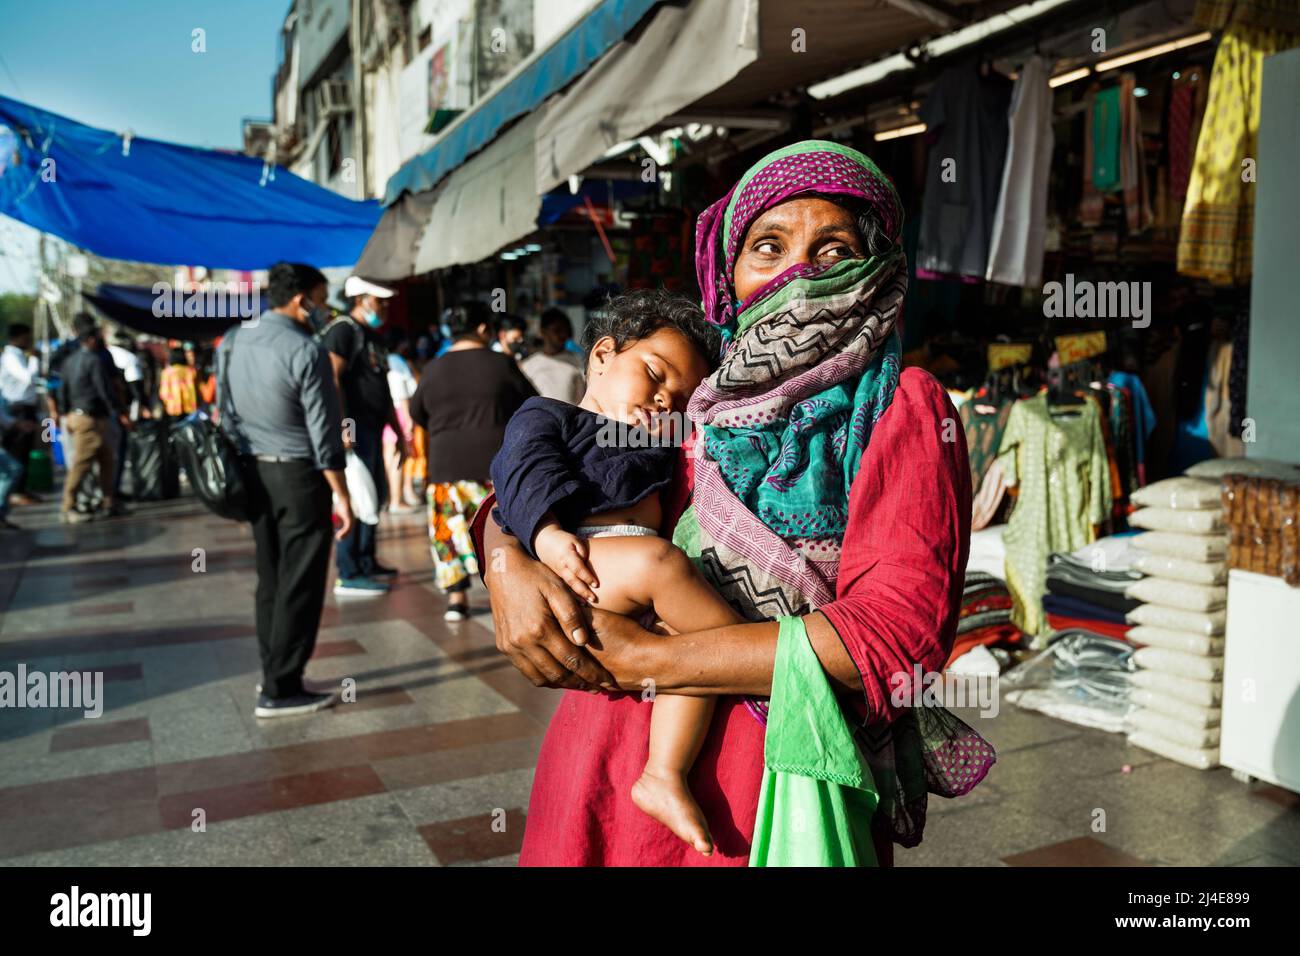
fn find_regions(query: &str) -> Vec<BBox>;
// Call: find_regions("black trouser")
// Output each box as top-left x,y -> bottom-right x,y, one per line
245,457 -> 333,699
1,402 -> 37,493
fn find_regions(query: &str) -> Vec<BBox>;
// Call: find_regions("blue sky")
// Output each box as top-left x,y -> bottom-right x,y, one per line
0,0 -> 290,291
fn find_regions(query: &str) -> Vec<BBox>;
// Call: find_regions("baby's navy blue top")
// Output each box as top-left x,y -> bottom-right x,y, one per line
490,397 -> 676,558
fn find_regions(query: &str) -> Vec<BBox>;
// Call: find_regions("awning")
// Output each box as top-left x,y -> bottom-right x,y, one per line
85,284 -> 243,340
534,0 -> 759,194
0,94 -> 382,269
353,186 -> 441,281
412,112 -> 541,273
382,0 -> 660,205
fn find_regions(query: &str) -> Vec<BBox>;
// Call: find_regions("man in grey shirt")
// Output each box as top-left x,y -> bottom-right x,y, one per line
217,262 -> 354,718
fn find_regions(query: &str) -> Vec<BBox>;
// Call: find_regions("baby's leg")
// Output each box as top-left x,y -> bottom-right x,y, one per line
583,536 -> 743,855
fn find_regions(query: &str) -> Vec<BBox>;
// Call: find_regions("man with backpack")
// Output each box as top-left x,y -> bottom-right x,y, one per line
217,262 -> 354,719
321,275 -> 408,596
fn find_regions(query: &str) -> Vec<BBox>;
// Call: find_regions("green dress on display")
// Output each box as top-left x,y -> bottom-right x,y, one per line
996,394 -> 1113,640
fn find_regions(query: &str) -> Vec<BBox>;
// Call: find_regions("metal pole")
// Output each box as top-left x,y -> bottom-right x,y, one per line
350,0 -> 369,198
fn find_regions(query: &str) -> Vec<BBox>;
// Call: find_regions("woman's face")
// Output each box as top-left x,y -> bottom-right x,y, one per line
731,197 -> 864,303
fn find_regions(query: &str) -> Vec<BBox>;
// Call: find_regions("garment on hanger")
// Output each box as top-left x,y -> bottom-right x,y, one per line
916,61 -> 1013,278
997,392 -> 1113,639
1092,86 -> 1123,193
960,396 -> 1014,487
1177,13 -> 1300,283
985,55 -> 1054,287
1108,370 -> 1156,486
1119,72 -> 1154,233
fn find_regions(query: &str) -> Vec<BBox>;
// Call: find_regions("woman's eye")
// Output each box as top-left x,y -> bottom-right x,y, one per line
753,239 -> 781,255
823,244 -> 855,259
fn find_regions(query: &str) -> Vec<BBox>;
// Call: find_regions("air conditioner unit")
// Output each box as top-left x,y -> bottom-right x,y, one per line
321,78 -> 351,115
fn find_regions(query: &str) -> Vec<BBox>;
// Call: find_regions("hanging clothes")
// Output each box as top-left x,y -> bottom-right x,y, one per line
996,393 -> 1114,639
985,55 -> 1054,287
1177,11 -> 1300,284
959,397 -> 1014,487
1079,86 -> 1106,227
1109,370 -> 1157,486
1092,86 -> 1123,193
1119,72 -> 1154,233
1205,338 -> 1245,458
916,62 -> 1013,278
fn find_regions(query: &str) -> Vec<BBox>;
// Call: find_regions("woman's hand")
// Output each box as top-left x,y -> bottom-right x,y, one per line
584,609 -> 657,692
485,526 -> 616,691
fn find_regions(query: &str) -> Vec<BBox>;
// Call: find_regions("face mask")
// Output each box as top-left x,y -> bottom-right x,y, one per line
508,340 -> 527,358
364,311 -> 382,329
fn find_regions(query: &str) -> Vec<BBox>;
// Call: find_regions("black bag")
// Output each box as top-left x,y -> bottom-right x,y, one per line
168,332 -> 249,521
126,419 -> 180,501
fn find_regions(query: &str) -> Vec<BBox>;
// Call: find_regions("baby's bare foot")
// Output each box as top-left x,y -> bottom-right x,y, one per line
632,768 -> 713,856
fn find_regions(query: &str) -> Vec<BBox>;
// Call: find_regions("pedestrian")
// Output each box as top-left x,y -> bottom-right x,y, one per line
409,302 -> 536,620
491,314 -> 527,359
217,261 -> 355,718
158,346 -> 198,418
383,331 -> 422,513
0,397 -> 34,530
0,322 -> 42,505
321,275 -> 409,595
56,315 -> 132,522
519,308 -> 585,403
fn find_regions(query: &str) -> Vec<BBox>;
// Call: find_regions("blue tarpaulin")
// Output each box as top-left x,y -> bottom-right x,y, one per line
382,0 -> 659,206
0,94 -> 382,269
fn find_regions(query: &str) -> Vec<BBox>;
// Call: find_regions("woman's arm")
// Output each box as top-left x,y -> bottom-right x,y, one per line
583,609 -> 861,697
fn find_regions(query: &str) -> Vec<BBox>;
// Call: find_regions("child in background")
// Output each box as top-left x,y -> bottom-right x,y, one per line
490,290 -> 743,856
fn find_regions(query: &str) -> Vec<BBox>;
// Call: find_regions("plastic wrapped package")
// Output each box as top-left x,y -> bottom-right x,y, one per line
1127,730 -> 1219,769
1130,668 -> 1222,707
1125,625 -> 1224,656
1130,476 -> 1222,510
1132,552 -> 1227,586
1002,630 -> 1136,733
1130,688 -> 1221,728
1185,457 -> 1300,481
1132,531 -> 1228,562
1129,507 -> 1225,534
1125,577 -> 1227,612
1128,707 -> 1221,749
1126,603 -> 1226,636
1133,646 -> 1223,681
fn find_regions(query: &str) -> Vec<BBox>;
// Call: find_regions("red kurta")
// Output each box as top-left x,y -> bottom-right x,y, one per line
473,368 -> 972,866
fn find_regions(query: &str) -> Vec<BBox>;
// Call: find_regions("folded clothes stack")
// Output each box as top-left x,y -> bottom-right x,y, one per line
1040,539 -> 1144,641
1123,476 -> 1228,770
946,570 -> 1022,667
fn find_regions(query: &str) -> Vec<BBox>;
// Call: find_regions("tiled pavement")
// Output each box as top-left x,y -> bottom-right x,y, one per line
1,493 -> 1297,867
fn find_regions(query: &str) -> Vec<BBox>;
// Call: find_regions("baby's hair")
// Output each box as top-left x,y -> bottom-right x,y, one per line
581,289 -> 721,373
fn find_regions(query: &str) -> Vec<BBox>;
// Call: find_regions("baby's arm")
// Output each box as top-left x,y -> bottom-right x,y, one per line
533,515 -> 599,599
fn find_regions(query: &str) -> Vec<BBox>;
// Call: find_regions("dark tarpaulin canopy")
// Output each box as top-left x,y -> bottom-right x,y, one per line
85,283 -> 244,340
0,94 -> 382,269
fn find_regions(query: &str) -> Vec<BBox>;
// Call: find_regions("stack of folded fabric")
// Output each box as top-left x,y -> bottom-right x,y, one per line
947,570 -> 1021,667
1042,546 -> 1144,640
1123,476 -> 1228,770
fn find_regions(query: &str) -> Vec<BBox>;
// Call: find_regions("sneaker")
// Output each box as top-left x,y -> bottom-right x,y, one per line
60,510 -> 94,524
254,690 -> 337,718
104,501 -> 131,517
444,605 -> 469,621
367,564 -> 400,579
334,576 -> 390,596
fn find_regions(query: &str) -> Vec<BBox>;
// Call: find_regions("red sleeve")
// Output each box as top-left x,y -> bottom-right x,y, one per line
819,367 -> 972,724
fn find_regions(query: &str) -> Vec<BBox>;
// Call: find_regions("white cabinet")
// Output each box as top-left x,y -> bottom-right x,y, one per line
1220,570 -> 1300,793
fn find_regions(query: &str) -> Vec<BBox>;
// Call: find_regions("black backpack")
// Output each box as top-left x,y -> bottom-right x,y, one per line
168,330 -> 250,521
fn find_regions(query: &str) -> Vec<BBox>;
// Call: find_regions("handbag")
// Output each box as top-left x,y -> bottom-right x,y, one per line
749,616 -> 880,867
168,330 -> 250,521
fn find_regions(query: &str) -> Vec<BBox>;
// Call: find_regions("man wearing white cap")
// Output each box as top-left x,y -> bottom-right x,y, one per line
322,276 -> 409,595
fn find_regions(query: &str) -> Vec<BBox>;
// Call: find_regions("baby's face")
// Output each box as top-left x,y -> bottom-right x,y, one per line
584,327 -> 711,439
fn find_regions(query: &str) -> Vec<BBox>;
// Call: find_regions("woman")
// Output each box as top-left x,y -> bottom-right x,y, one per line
158,347 -> 197,418
410,302 -> 536,621
478,141 -> 992,865
383,334 -> 422,513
